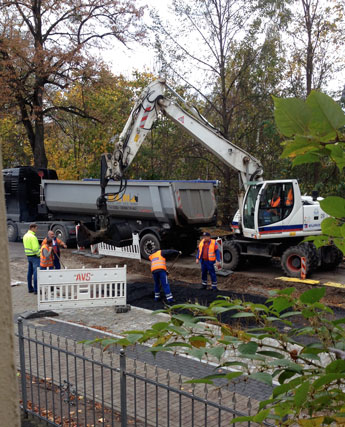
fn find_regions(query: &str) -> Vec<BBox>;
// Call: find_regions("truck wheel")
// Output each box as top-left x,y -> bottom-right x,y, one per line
52,225 -> 68,244
222,241 -> 241,270
320,245 -> 343,271
281,245 -> 311,278
140,233 -> 160,260
7,220 -> 18,242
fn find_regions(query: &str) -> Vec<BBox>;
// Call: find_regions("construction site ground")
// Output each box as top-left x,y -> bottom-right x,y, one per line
9,242 -> 345,320
9,241 -> 345,424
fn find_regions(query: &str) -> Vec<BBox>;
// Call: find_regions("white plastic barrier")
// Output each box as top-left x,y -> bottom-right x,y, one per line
97,233 -> 141,260
38,266 -> 126,310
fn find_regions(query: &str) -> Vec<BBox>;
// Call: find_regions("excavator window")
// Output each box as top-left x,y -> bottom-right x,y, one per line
258,183 -> 294,226
243,184 -> 262,229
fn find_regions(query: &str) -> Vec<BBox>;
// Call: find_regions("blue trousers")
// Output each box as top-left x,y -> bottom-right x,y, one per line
200,260 -> 217,288
27,256 -> 40,292
152,270 -> 173,301
53,254 -> 61,269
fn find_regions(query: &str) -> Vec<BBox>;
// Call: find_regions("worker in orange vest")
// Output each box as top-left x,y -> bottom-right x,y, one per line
270,193 -> 281,208
40,238 -> 54,270
149,249 -> 181,304
42,230 -> 67,269
196,232 -> 221,291
285,188 -> 293,206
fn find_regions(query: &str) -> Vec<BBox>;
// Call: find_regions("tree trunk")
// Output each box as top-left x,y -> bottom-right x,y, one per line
33,112 -> 47,168
33,82 -> 48,168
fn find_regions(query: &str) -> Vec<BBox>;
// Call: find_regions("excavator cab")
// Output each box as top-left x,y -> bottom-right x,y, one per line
241,180 -> 301,239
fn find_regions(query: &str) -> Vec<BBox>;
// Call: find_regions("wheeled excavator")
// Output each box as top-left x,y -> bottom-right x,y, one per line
78,78 -> 343,277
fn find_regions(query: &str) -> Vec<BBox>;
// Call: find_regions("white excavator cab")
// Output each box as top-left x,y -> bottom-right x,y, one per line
241,179 -> 307,240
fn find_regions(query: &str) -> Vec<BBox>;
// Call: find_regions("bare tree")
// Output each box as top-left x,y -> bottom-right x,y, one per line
150,0 -> 286,221
0,0 -> 145,167
286,0 -> 344,96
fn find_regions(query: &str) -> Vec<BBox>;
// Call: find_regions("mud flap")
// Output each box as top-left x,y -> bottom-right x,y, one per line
77,222 -> 133,248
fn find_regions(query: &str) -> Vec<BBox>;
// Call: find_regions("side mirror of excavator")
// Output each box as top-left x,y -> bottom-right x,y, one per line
312,190 -> 319,201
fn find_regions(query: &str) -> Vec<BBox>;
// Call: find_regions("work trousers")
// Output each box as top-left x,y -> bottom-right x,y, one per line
53,254 -> 61,269
27,256 -> 40,293
152,270 -> 173,301
200,259 -> 218,288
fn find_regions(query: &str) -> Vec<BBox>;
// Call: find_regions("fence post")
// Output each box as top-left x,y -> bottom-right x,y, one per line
120,349 -> 127,427
17,317 -> 28,417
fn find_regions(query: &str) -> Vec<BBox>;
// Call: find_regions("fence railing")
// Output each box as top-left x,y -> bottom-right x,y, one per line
16,318 -> 271,426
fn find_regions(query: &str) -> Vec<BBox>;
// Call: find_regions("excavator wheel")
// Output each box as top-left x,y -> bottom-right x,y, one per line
320,245 -> 343,271
281,245 -> 314,278
222,241 -> 241,271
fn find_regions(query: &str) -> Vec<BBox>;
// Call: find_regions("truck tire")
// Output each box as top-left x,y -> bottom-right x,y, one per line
222,241 -> 241,270
7,220 -> 18,242
140,233 -> 160,260
320,245 -> 343,271
281,245 -> 313,278
52,224 -> 68,244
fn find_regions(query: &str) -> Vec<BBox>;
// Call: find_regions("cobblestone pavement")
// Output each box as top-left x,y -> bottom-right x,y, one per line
15,317 -> 270,426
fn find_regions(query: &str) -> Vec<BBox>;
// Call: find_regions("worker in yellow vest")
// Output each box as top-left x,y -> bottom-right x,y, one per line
196,232 -> 221,290
23,223 -> 40,294
149,249 -> 181,304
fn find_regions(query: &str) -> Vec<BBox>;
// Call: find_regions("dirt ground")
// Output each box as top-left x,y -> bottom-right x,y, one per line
9,245 -> 345,310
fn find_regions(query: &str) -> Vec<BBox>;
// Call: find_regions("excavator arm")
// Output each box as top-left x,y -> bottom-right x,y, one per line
78,78 -> 263,247
102,78 -> 263,189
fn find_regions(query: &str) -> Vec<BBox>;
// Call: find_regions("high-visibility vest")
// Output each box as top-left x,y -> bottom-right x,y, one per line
23,230 -> 40,257
270,197 -> 281,208
40,244 -> 54,268
286,189 -> 293,206
42,237 -> 63,255
149,250 -> 167,272
198,239 -> 216,261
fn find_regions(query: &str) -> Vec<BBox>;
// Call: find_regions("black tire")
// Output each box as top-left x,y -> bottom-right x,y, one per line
281,245 -> 313,278
222,241 -> 241,270
320,245 -> 343,271
140,233 -> 161,260
303,243 -> 319,272
52,224 -> 68,244
7,220 -> 18,242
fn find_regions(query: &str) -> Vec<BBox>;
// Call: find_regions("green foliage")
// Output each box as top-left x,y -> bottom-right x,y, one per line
86,289 -> 345,424
273,91 -> 345,254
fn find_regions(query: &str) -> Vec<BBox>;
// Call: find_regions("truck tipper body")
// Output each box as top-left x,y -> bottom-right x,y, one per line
4,166 -> 217,258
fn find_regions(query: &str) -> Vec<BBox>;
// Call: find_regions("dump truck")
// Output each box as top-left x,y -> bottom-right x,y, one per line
4,166 -> 217,258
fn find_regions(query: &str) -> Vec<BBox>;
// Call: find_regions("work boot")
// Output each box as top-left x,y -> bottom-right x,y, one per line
166,298 -> 175,306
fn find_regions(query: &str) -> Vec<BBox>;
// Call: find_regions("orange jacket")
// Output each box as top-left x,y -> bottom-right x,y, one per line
286,189 -> 293,206
149,250 -> 167,272
270,197 -> 281,208
197,239 -> 217,261
40,244 -> 54,268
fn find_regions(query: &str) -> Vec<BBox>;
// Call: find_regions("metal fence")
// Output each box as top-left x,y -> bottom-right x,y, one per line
16,318 -> 270,426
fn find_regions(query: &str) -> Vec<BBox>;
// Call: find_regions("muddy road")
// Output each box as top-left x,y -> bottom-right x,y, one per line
9,242 -> 345,309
